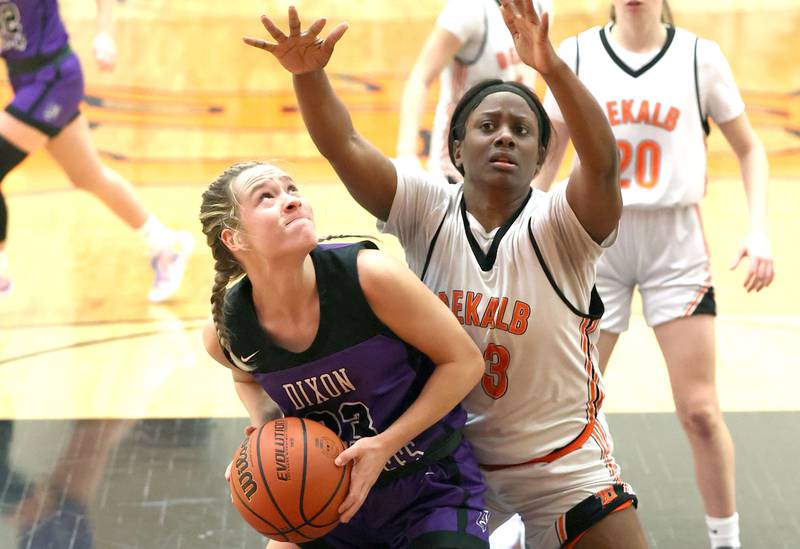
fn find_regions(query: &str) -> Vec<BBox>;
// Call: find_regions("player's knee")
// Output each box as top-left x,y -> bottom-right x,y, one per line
0,135 -> 28,182
676,401 -> 722,439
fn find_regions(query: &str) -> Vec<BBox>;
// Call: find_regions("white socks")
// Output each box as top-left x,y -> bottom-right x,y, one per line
136,214 -> 174,252
706,513 -> 740,548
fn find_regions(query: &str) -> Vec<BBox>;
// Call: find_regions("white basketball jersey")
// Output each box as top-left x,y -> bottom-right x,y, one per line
380,167 -> 608,465
428,0 -> 551,181
558,26 -> 709,208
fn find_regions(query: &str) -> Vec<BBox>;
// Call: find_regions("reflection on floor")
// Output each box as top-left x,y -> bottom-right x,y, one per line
0,414 -> 797,549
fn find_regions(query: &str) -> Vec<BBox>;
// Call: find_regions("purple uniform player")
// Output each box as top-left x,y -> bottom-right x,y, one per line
0,0 -> 193,301
201,162 -> 490,549
1,0 -> 78,134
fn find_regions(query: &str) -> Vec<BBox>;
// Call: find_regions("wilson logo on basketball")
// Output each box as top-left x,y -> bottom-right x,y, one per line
235,437 -> 258,500
274,419 -> 291,481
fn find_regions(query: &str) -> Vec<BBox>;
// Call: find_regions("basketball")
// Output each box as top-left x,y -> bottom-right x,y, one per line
229,417 -> 351,543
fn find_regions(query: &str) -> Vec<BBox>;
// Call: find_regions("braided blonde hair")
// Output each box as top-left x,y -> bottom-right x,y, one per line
199,161 -> 266,354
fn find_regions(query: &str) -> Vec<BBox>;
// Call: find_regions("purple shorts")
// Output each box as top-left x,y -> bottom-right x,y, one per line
300,437 -> 490,548
5,49 -> 83,137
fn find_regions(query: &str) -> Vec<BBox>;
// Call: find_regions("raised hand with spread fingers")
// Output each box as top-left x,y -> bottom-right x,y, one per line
243,6 -> 348,75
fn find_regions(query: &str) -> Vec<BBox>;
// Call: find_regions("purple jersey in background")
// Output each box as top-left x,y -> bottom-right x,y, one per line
1,0 -> 69,61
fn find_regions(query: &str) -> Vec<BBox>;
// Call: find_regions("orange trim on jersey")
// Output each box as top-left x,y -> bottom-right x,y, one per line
581,318 -> 604,424
681,204 -> 713,316
560,500 -> 635,549
693,204 -> 711,259
557,515 -> 568,545
481,318 -> 604,471
591,421 -> 622,483
480,417 -> 597,471
681,285 -> 709,316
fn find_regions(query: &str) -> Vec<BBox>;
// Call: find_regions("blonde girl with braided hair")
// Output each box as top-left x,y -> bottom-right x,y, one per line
199,161 -> 493,548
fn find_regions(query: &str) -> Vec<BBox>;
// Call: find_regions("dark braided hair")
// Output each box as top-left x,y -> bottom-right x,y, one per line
447,79 -> 552,177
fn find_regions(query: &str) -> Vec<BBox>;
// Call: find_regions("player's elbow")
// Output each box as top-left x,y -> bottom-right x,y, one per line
464,347 -> 486,387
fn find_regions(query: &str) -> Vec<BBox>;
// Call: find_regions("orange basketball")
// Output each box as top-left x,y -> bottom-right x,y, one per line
229,417 -> 351,543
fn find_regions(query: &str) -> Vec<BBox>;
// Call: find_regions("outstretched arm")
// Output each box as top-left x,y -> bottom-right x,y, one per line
94,0 -> 116,71
244,8 -> 397,221
396,26 -> 463,163
718,113 -> 774,292
501,0 -> 619,242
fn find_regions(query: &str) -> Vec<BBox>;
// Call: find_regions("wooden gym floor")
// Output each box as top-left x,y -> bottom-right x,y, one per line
0,0 -> 799,547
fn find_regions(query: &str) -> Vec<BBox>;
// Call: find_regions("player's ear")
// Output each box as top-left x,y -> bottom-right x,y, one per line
221,228 -> 245,252
453,139 -> 464,171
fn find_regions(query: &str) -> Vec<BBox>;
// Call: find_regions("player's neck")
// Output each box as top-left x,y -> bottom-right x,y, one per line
249,254 -> 318,324
610,19 -> 668,53
463,184 -> 529,232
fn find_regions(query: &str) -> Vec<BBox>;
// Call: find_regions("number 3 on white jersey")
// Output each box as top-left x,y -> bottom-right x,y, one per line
482,343 -> 511,399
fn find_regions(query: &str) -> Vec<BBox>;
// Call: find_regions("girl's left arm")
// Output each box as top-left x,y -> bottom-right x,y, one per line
718,113 -> 775,292
332,249 -> 485,523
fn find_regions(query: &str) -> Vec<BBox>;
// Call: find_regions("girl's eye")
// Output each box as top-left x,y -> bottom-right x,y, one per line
481,121 -> 494,131
260,192 -> 274,200
517,126 -> 529,135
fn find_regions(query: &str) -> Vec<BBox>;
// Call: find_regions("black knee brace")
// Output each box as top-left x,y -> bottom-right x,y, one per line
0,190 -> 7,241
0,134 -> 28,241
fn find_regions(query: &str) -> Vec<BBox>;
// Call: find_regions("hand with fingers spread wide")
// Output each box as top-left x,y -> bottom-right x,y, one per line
333,436 -> 395,524
499,0 -> 559,75
730,230 -> 775,292
243,6 -> 348,74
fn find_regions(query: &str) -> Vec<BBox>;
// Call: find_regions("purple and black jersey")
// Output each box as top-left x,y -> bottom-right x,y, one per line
222,242 -> 467,478
1,0 -> 69,62
223,242 -> 490,547
1,0 -> 81,136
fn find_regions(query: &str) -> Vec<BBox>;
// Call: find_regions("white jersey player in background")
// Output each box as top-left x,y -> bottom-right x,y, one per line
396,0 -> 551,185
247,0 -> 650,547
535,1 -> 775,548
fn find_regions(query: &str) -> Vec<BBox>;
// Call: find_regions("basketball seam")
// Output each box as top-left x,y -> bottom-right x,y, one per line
255,419 -> 315,541
230,474 -> 286,536
297,419 -> 349,528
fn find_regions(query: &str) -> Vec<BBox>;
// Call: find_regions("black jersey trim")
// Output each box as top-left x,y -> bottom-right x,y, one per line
376,426 -> 463,486
223,242 -> 385,373
575,34 -> 581,76
5,105 -> 60,137
410,531 -> 489,549
527,222 -> 604,320
599,25 -> 676,78
5,44 -> 72,74
694,37 -> 712,136
421,210 -> 449,281
461,188 -> 532,272
562,484 -> 638,544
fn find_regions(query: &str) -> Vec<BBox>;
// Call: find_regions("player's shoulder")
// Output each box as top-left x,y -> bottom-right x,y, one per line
692,34 -> 728,67
568,25 -> 604,46
439,0 -> 484,20
355,246 -> 404,286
